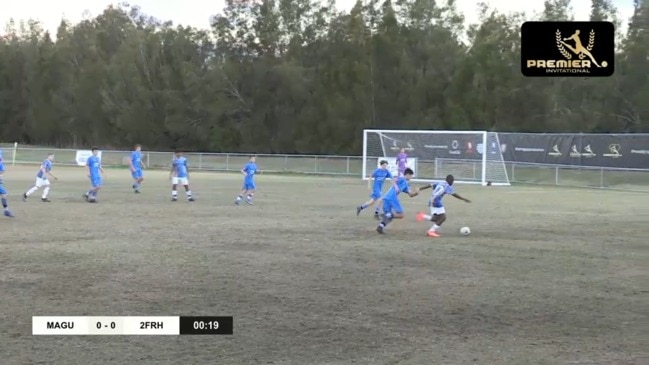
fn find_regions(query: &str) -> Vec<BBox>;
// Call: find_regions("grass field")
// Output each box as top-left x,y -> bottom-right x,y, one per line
1,165 -> 647,365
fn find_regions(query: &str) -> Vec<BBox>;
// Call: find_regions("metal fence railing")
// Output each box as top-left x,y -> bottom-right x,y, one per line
0,145 -> 364,176
1,145 -> 647,192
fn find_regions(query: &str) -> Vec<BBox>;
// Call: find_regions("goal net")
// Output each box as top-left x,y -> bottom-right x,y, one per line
362,130 -> 510,185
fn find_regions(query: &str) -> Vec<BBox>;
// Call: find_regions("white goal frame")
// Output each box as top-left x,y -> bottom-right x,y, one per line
362,129 -> 510,186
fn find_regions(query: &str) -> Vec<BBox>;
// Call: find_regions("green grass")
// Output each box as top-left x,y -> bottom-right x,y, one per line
0,165 -> 646,364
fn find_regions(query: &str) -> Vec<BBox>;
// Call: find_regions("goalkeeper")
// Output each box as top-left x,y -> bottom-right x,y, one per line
357,160 -> 395,219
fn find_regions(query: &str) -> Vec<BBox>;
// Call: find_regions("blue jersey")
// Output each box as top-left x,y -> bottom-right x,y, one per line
384,177 -> 410,200
37,159 -> 53,178
371,168 -> 393,191
430,181 -> 455,208
0,157 -> 5,177
243,162 -> 257,182
131,151 -> 142,170
172,157 -> 188,178
87,155 -> 101,176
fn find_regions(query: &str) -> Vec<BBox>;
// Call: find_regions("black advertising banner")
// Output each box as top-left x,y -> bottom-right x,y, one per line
380,132 -> 485,161
499,133 -> 649,169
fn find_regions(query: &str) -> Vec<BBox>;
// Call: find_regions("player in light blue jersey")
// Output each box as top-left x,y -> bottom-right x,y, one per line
357,160 -> 394,218
130,144 -> 145,193
235,156 -> 260,205
23,153 -> 58,202
416,174 -> 470,237
0,151 -> 15,217
83,147 -> 104,203
170,150 -> 194,202
376,168 -> 419,234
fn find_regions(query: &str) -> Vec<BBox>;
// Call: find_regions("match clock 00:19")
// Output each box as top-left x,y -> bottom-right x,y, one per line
178,316 -> 233,335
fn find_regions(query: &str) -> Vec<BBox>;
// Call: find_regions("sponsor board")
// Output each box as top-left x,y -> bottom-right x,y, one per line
602,144 -> 622,158
515,147 -> 545,152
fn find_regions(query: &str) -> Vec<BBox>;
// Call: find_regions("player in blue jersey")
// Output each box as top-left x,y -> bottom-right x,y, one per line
416,174 -> 470,237
376,168 -> 419,234
23,153 -> 58,202
83,148 -> 104,203
170,150 -> 194,202
0,151 -> 15,217
235,156 -> 260,205
130,144 -> 145,193
357,160 -> 394,218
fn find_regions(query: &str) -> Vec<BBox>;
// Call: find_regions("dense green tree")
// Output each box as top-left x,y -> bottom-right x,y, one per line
0,0 -> 646,153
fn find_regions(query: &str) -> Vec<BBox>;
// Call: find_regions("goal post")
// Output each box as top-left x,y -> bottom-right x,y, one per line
362,129 -> 510,186
0,142 -> 18,166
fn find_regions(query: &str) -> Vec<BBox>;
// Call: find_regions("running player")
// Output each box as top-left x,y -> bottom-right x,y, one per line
84,148 -> 104,203
0,150 -> 14,217
23,153 -> 58,202
376,168 -> 419,234
416,174 -> 470,237
170,151 -> 194,202
130,144 -> 145,193
357,160 -> 394,218
235,156 -> 259,205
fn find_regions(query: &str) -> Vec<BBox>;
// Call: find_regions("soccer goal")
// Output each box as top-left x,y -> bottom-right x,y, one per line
362,129 -> 510,186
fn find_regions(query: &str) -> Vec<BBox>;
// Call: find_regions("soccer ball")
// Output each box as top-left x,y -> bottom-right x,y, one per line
460,226 -> 471,236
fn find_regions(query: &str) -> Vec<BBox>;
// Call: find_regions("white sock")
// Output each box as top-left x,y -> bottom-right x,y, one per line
423,214 -> 432,220
236,195 -> 242,201
26,186 -> 38,196
172,190 -> 177,197
247,195 -> 252,201
429,224 -> 440,232
42,187 -> 50,198
186,190 -> 192,197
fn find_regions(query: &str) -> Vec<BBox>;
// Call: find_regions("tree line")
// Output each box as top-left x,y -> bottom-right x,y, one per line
0,0 -> 646,154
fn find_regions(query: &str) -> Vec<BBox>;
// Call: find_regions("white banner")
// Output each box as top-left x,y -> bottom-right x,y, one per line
75,150 -> 102,166
378,157 -> 417,177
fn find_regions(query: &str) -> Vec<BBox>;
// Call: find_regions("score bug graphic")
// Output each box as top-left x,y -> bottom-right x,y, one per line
33,316 -> 233,335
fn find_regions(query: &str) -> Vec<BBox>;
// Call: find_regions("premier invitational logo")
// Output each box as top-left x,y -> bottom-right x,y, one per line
603,144 -> 623,158
521,21 -> 615,77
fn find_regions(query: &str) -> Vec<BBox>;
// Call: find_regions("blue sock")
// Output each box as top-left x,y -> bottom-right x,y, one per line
1,197 -> 7,209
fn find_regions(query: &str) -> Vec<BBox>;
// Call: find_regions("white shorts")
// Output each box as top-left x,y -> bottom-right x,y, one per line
430,206 -> 446,215
35,177 -> 50,187
172,177 -> 189,185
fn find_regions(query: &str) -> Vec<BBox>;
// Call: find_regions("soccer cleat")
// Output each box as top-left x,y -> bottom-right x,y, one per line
4,210 -> 14,217
83,193 -> 89,201
356,206 -> 362,216
22,193 -> 27,202
373,212 -> 380,220
376,225 -> 384,234
171,197 -> 178,202
416,212 -> 425,222
245,200 -> 253,205
188,197 -> 195,202
41,198 -> 51,202
234,200 -> 240,205
134,190 -> 140,194
427,230 -> 440,237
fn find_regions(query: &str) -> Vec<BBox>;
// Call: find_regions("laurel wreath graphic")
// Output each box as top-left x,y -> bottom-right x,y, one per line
579,29 -> 596,59
556,30 -> 572,59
